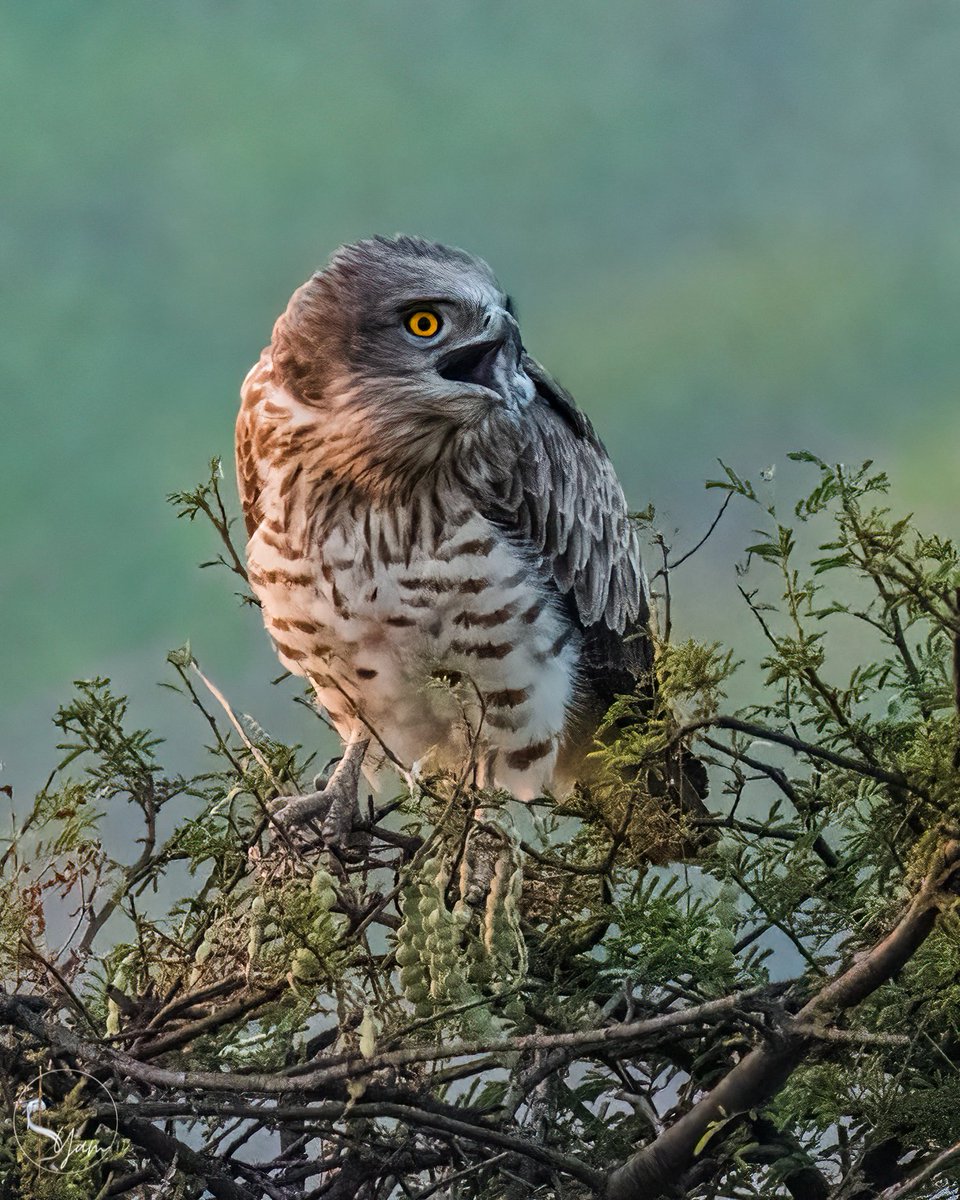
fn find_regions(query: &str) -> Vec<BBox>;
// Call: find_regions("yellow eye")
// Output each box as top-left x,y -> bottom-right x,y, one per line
406,310 -> 441,338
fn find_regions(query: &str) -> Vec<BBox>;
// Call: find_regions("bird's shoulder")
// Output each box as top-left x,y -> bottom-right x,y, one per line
235,351 -> 276,540
473,355 -> 654,715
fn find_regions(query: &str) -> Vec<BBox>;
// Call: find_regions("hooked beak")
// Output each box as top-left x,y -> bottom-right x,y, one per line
437,321 -> 533,407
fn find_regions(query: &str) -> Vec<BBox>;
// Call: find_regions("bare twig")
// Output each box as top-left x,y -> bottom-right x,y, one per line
662,491 -> 735,575
683,714 -> 927,799
876,1136 -> 960,1200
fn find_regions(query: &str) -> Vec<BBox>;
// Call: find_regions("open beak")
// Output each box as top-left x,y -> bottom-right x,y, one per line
437,321 -> 532,406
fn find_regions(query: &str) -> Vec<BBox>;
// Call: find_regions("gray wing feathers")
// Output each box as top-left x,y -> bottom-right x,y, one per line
516,356 -> 648,638
506,358 -> 709,834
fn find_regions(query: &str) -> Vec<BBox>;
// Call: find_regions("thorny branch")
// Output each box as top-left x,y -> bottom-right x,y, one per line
5,456 -> 960,1199
605,837 -> 960,1200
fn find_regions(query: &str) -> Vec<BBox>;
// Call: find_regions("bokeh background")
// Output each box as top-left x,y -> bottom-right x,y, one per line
4,0 -> 960,799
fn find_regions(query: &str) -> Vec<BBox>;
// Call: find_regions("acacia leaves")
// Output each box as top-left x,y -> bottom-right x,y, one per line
4,454 -> 960,1198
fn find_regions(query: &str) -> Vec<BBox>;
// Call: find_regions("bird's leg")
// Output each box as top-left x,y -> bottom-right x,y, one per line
320,734 -> 369,846
269,735 -> 369,846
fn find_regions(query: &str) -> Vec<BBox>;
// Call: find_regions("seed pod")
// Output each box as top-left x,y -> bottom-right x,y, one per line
458,851 -> 472,904
501,853 -> 527,978
359,1007 -> 376,1059
310,868 -> 338,913
399,963 -> 426,991
400,907 -> 424,939
424,926 -> 448,955
478,848 -> 527,988
247,908 -> 264,967
292,947 -> 320,982
482,854 -> 511,955
394,941 -> 419,967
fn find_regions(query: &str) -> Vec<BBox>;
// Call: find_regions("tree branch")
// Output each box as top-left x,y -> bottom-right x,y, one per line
0,987 -> 774,1099
117,1115 -> 258,1200
876,1136 -> 960,1200
604,836 -> 960,1200
684,715 -> 927,799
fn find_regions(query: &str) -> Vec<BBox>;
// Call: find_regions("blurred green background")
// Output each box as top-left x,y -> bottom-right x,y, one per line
4,0 -> 960,797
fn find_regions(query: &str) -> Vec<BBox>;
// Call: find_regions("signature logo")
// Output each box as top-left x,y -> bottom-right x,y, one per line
13,1068 -> 119,1174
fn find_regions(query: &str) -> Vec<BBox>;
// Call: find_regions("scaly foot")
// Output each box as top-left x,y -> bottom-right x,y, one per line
269,737 -> 369,847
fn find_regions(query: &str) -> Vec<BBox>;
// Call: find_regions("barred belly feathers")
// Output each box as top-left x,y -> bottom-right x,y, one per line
236,236 -> 653,800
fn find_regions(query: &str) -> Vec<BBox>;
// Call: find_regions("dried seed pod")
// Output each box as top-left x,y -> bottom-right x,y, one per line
247,896 -> 266,968
480,846 -> 526,989
105,997 -> 120,1037
359,1007 -> 376,1059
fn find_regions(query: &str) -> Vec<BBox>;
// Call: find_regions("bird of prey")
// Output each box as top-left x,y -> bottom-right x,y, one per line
236,236 -> 699,840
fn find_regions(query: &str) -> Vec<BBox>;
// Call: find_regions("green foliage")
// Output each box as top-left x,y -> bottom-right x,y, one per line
5,453 -> 960,1198
53,677 -> 162,797
166,458 -> 254,599
603,874 -> 761,999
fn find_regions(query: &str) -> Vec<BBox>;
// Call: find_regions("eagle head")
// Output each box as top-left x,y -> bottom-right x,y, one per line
268,235 -> 536,495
